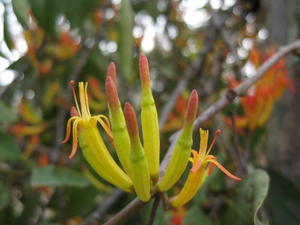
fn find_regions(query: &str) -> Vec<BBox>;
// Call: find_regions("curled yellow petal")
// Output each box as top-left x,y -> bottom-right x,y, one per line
206,158 -> 241,181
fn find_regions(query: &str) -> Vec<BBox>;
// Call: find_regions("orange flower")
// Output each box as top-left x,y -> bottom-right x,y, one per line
171,206 -> 186,225
227,48 -> 294,131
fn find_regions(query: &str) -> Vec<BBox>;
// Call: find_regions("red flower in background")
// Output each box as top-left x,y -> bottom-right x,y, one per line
227,48 -> 295,131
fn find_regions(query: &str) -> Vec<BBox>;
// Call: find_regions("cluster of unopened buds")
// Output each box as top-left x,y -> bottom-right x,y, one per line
62,54 -> 241,207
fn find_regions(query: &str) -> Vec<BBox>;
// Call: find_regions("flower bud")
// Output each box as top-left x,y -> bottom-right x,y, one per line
124,102 -> 151,202
139,53 -> 160,181
157,90 -> 199,191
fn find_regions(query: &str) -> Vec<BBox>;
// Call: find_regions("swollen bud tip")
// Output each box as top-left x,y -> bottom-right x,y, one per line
107,62 -> 117,84
105,76 -> 119,110
139,53 -> 150,88
124,102 -> 139,138
215,129 -> 221,135
186,90 -> 199,124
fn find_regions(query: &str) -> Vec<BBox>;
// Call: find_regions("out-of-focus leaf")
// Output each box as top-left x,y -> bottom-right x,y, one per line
3,6 -> 15,50
12,0 -> 30,28
221,169 -> 270,225
266,170 -> 300,225
0,182 -> 9,210
28,0 -> 57,34
85,48 -> 108,77
65,186 -> 100,217
0,131 -> 21,160
30,165 -> 89,187
152,200 -> 168,225
0,101 -> 18,124
119,0 -> 134,81
185,206 -> 212,225
62,0 -> 99,28
13,193 -> 39,225
237,169 -> 270,225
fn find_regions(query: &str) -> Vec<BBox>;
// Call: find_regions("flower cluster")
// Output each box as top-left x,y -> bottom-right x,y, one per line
227,48 -> 294,131
62,54 -> 241,205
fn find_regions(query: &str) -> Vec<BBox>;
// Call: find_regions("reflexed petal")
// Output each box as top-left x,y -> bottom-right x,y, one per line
206,159 -> 241,181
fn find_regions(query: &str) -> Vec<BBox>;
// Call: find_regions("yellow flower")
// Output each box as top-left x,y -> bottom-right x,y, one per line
171,129 -> 241,207
62,81 -> 133,192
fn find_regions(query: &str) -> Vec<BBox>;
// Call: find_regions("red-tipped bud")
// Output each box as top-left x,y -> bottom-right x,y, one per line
107,62 -> 117,84
124,102 -> 139,139
215,129 -> 221,135
70,106 -> 79,117
185,90 -> 199,125
139,53 -> 151,89
105,76 -> 120,110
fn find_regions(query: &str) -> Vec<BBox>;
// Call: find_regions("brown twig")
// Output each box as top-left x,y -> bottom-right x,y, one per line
148,195 -> 161,225
158,18 -> 221,129
103,198 -> 146,225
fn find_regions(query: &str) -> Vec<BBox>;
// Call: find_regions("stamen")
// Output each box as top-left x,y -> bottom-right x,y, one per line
206,129 -> 221,156
199,129 -> 209,159
79,82 -> 88,119
84,83 -> 91,117
70,80 -> 82,117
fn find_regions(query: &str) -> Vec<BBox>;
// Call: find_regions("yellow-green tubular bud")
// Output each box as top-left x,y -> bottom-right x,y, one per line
157,90 -> 199,192
105,63 -> 132,177
139,53 -> 160,181
124,102 -> 151,202
79,121 -> 133,193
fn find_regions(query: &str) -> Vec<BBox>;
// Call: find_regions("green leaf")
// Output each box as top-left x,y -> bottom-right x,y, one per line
13,192 -> 39,225
0,101 -> 18,124
266,170 -> 300,225
0,181 -> 9,210
119,0 -> 134,81
185,206 -> 212,225
62,0 -> 99,28
65,186 -> 100,217
12,0 -> 30,28
3,6 -> 15,50
28,0 -> 57,34
237,169 -> 270,225
30,165 -> 89,188
0,131 -> 21,160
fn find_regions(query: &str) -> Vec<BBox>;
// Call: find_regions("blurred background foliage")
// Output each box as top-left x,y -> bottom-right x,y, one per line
0,0 -> 300,224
